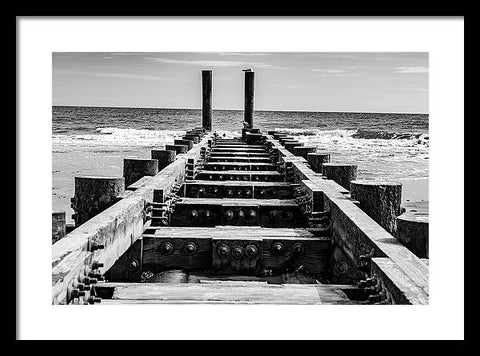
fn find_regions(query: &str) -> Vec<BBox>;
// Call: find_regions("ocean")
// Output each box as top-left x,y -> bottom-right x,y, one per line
52,106 -> 429,224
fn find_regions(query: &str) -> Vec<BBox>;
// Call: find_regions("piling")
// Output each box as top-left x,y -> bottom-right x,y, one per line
71,176 -> 125,226
202,70 -> 212,131
395,212 -> 429,258
350,181 -> 402,234
293,146 -> 316,159
284,141 -> 303,153
123,158 -> 159,188
244,71 -> 255,128
307,153 -> 331,173
151,149 -> 176,171
322,163 -> 358,191
174,139 -> 194,150
52,210 -> 66,244
165,144 -> 189,155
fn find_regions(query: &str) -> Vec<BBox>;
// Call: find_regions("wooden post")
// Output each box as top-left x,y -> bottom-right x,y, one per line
202,70 -> 212,131
165,144 -> 189,155
174,139 -> 194,150
350,181 -> 402,235
307,153 -> 331,173
244,71 -> 255,128
71,176 -> 125,226
284,141 -> 303,152
322,163 -> 358,191
293,146 -> 316,159
52,210 -> 66,244
151,149 -> 176,171
395,212 -> 429,258
123,158 -> 159,188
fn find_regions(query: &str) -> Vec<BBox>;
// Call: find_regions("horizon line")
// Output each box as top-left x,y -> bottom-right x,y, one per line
52,104 -> 429,116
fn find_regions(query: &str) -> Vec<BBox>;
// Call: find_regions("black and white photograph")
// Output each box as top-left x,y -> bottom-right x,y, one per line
51,52 -> 429,306
17,17 -> 464,340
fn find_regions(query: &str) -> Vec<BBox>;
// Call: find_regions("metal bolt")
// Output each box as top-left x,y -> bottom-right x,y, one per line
160,241 -> 174,255
184,242 -> 197,255
292,243 -> 303,255
237,210 -> 245,218
87,296 -> 102,304
271,242 -> 284,256
83,277 -> 97,285
224,210 -> 234,220
248,209 -> 256,218
190,210 -> 199,218
71,288 -> 85,298
91,261 -> 104,269
204,210 -> 211,219
217,243 -> 231,258
245,244 -> 258,257
126,258 -> 139,271
90,242 -> 105,251
269,210 -> 279,220
232,246 -> 245,259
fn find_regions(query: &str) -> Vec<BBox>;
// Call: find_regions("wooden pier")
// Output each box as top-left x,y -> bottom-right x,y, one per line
52,70 -> 428,305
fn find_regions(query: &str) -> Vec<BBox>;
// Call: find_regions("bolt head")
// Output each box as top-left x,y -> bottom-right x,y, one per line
232,246 -> 245,259
217,243 -> 231,258
245,244 -> 258,257
184,242 -> 197,255
160,241 -> 174,255
271,242 -> 284,256
292,243 -> 303,255
224,210 -> 234,220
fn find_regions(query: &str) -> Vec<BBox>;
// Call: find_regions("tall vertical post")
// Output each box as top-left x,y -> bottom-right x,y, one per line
244,71 -> 255,128
202,70 -> 212,131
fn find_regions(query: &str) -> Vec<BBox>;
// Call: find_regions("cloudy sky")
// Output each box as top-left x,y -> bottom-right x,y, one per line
52,52 -> 428,113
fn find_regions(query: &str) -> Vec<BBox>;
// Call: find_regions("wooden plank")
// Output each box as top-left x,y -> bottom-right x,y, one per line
371,258 -> 428,305
141,227 -> 329,273
207,156 -> 271,163
95,282 -> 356,304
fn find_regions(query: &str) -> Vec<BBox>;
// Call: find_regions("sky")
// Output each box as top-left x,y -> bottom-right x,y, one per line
52,52 -> 428,113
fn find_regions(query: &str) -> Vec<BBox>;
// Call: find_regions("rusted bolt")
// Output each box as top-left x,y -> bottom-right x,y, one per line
190,210 -> 199,218
232,246 -> 245,259
224,210 -> 234,220
91,261 -> 104,269
184,242 -> 197,255
271,242 -> 284,256
160,241 -> 174,255
237,210 -> 245,218
245,244 -> 258,257
217,243 -> 231,258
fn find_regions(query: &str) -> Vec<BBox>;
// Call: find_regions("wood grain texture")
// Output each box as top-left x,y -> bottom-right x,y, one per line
96,282 -> 357,304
